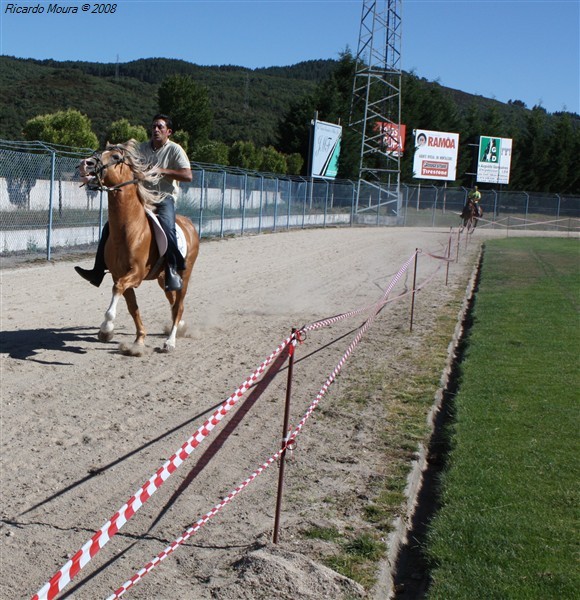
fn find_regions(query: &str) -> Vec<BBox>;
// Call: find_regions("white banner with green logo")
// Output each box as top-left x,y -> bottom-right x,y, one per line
311,119 -> 342,179
477,136 -> 513,184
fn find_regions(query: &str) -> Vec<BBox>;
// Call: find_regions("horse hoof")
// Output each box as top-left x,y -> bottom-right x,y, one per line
119,342 -> 149,357
162,342 -> 176,353
98,330 -> 114,343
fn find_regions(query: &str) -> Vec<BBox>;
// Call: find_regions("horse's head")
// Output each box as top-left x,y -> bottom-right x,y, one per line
79,144 -> 133,191
79,140 -> 165,207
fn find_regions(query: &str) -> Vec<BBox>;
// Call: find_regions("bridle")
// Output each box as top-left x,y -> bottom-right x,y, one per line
82,147 -> 139,192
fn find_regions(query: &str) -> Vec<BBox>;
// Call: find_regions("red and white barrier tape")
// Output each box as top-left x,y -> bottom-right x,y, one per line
35,243 -> 459,599
292,251 -> 417,437
31,335 -> 294,600
106,447 -> 286,599
302,250 -> 419,334
105,251 -> 418,597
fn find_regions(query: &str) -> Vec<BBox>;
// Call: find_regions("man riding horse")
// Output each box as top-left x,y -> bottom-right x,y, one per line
75,114 -> 191,292
466,185 -> 482,217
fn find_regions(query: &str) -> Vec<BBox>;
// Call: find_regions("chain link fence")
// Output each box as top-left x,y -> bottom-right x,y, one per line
1,141 -> 579,260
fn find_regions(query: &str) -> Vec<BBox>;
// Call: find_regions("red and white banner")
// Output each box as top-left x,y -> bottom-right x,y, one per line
412,129 -> 459,181
374,122 -> 406,155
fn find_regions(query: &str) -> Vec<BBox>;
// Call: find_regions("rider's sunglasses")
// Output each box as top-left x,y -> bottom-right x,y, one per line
152,123 -> 167,130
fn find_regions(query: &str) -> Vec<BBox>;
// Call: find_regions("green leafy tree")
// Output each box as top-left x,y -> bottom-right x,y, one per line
158,75 -> 213,151
171,130 -> 191,156
259,146 -> 287,174
457,101 -> 485,185
105,119 -> 148,144
229,140 -> 261,170
277,93 -> 316,161
544,113 -> 580,193
286,153 -> 304,175
511,106 -> 550,191
22,109 -> 98,148
193,140 -> 230,165
277,50 -> 358,178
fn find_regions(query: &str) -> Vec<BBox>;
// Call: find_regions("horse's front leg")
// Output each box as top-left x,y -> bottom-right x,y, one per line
99,291 -> 122,342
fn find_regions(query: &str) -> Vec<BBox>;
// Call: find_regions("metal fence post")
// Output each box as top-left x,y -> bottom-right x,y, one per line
198,169 -> 205,238
409,250 -> 419,332
304,178 -> 309,228
258,175 -> 264,233
241,173 -> 247,236
272,177 -> 280,232
287,179 -> 292,230
431,185 -> 438,228
273,328 -> 297,544
46,150 -> 56,260
220,170 -> 226,238
350,180 -> 356,227
324,180 -> 329,227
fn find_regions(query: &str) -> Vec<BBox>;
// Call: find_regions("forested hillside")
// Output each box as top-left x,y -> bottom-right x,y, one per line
1,54 -> 578,192
0,56 -> 333,145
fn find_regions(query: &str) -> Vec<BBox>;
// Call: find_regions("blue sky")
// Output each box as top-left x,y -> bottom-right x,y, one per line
0,0 -> 578,114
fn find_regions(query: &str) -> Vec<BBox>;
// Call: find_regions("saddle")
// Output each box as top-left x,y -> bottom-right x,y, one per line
144,208 -> 187,279
145,208 -> 187,258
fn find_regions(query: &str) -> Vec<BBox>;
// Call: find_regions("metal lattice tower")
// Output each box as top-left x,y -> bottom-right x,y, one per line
350,0 -> 402,200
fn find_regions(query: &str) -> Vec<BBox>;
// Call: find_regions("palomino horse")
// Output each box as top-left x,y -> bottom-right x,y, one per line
459,199 -> 482,233
79,140 -> 199,355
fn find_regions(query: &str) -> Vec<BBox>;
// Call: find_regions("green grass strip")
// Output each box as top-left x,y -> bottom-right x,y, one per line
426,238 -> 580,600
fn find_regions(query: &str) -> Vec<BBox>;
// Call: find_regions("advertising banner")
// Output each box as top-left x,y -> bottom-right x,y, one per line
477,136 -> 513,184
374,122 -> 406,156
412,129 -> 459,181
311,119 -> 342,178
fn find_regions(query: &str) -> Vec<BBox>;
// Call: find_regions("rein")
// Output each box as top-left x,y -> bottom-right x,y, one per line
86,178 -> 139,193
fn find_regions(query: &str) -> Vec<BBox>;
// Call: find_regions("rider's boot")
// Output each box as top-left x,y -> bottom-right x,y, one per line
75,223 -> 109,287
164,263 -> 183,292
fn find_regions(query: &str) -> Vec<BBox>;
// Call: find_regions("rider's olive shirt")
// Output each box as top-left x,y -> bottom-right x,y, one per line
139,140 -> 190,198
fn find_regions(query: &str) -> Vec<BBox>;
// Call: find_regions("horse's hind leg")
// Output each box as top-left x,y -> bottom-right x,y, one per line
161,288 -> 187,352
122,287 -> 147,352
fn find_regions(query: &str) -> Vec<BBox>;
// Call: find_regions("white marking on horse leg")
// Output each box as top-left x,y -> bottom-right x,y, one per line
164,325 -> 178,351
100,293 -> 122,337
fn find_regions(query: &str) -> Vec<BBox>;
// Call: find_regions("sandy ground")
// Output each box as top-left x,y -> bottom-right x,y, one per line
0,226 -> 486,600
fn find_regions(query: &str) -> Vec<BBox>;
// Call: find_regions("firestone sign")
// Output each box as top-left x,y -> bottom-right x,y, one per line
412,129 -> 460,181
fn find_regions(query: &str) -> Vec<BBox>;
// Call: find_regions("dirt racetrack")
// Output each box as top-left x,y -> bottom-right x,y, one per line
1,226 -> 484,599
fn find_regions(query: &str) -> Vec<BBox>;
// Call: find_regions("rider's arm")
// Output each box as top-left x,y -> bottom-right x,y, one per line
158,167 -> 192,183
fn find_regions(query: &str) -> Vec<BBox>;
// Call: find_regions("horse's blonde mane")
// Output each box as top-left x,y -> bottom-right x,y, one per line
107,139 -> 166,208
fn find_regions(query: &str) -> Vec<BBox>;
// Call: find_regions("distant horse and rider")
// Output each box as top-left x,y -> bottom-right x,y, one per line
460,186 -> 483,233
77,133 -> 199,355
